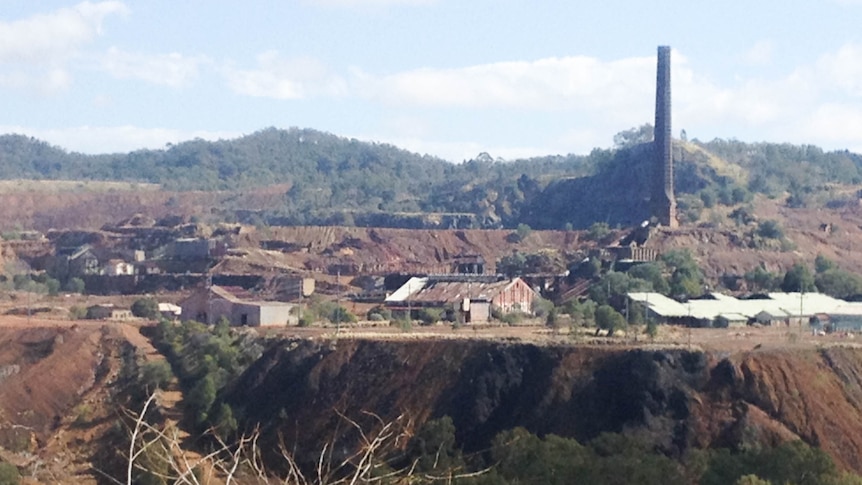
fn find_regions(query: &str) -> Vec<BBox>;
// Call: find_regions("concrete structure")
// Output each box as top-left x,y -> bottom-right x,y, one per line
104,259 -> 135,276
452,254 -> 485,274
652,45 -> 678,228
86,304 -> 133,320
385,275 -> 538,323
181,285 -> 297,326
811,302 -> 862,332
158,302 -> 182,319
281,276 -> 316,299
63,245 -> 101,276
168,238 -> 215,260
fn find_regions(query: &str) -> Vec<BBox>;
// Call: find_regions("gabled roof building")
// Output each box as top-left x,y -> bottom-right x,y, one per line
385,275 -> 538,323
181,285 -> 297,327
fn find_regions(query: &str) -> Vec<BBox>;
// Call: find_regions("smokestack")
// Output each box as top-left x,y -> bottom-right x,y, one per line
653,45 -> 677,228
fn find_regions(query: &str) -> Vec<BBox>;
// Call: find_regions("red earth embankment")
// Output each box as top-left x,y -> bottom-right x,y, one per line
224,339 -> 862,474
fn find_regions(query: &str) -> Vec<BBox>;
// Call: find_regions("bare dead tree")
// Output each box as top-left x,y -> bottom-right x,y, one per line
102,392 -> 487,485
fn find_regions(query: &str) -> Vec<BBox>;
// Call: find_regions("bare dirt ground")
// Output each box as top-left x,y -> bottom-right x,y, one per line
251,318 -> 856,355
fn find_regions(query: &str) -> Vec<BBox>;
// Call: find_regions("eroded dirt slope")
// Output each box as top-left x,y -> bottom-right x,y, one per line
225,339 -> 862,474
0,319 -> 153,484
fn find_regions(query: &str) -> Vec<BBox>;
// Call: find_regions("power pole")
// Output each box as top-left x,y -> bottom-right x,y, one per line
336,270 -> 341,335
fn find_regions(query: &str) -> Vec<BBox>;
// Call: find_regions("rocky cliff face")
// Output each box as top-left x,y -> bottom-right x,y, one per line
224,339 -> 862,474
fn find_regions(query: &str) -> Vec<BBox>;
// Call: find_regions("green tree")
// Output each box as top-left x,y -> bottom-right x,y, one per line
65,277 -> 85,294
139,360 -> 174,392
131,297 -> 160,319
702,440 -> 839,485
595,305 -> 627,335
815,254 -> 838,274
781,263 -> 816,292
497,252 -> 528,277
45,277 -> 60,297
757,220 -> 784,239
187,374 -> 217,424
589,271 -> 652,306
213,403 -> 238,439
815,269 -> 862,298
662,250 -> 704,297
628,262 -> 670,294
408,416 -> 465,475
745,266 -> 778,292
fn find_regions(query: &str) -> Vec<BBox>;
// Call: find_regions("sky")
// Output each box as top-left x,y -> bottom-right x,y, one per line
1,1 -> 861,162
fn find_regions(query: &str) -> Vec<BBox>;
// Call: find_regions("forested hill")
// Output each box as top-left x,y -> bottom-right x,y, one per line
1,127 -> 861,229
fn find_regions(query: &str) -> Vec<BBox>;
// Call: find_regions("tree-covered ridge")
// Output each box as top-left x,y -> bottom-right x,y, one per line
1,127 -> 861,229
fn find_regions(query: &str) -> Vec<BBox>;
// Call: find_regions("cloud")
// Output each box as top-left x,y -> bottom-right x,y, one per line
0,66 -> 72,94
0,2 -> 127,95
305,0 -> 436,7
0,125 -> 240,155
101,47 -> 206,87
0,1 -> 128,63
816,43 -> 862,96
224,51 -> 347,99
355,55 -> 655,112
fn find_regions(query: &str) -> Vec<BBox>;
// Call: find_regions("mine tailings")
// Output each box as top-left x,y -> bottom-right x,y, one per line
222,339 -> 862,473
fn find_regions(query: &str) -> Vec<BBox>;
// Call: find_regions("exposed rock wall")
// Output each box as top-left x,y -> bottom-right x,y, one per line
225,340 -> 862,474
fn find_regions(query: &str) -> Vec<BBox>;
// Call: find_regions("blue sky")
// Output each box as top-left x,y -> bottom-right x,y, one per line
2,1 -> 861,161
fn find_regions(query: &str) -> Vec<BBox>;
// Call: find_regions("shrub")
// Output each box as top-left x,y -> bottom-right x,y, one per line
0,462 -> 20,485
329,305 -> 356,324
587,222 -> 611,241
69,305 -> 87,320
756,220 -> 784,239
417,308 -> 443,325
500,312 -> 527,325
366,305 -> 392,320
65,277 -> 85,294
531,297 -> 554,318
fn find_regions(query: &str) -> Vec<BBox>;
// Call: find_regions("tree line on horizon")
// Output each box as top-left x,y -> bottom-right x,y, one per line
0,126 -> 860,230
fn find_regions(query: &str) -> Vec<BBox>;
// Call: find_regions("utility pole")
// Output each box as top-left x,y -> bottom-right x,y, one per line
335,270 -> 341,336
297,278 -> 303,325
687,300 -> 692,350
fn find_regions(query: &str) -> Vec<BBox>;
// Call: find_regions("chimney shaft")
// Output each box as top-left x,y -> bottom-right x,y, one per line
653,45 -> 677,228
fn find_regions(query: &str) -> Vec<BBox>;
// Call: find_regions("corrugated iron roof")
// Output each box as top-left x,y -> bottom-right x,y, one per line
386,276 -> 531,305
629,291 -> 852,322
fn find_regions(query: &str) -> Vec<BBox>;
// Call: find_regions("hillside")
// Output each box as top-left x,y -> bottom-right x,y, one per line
3,314 -> 862,482
0,319 -> 160,483
225,338 -> 862,476
3,127 -> 860,230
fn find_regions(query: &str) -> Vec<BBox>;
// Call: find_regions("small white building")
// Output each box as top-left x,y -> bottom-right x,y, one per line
104,259 -> 135,276
180,285 -> 297,326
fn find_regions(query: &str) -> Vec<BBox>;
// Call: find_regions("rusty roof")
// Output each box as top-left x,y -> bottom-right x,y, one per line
405,278 -> 519,304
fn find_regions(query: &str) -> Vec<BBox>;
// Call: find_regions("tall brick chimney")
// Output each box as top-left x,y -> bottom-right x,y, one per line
652,45 -> 678,228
